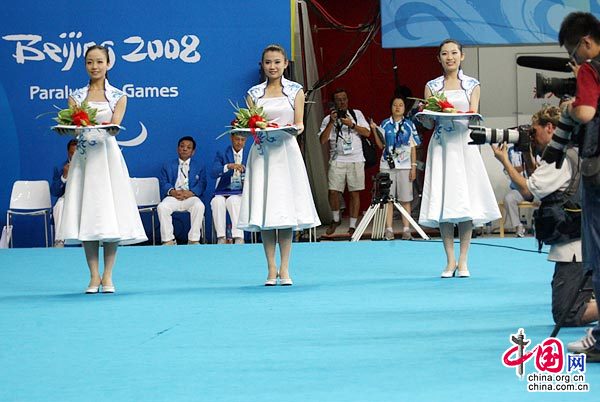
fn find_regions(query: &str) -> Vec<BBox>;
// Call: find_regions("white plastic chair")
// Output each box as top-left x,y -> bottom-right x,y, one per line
130,177 -> 161,245
6,180 -> 53,248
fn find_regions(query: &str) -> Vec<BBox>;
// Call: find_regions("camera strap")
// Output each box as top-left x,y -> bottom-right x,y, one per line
334,109 -> 356,145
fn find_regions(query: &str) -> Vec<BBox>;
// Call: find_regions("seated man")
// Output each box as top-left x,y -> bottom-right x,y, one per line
158,136 -> 207,245
210,133 -> 248,244
503,145 -> 533,237
50,139 -> 77,247
493,106 -> 598,327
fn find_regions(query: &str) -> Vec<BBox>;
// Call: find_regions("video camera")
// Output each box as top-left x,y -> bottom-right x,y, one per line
516,56 -> 576,98
535,73 -> 576,98
513,56 -> 581,167
372,172 -> 392,204
468,124 -> 533,153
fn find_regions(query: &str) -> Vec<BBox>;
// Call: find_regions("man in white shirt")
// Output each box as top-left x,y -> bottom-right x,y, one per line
503,145 -> 532,237
158,136 -> 207,245
319,89 -> 371,235
493,106 -> 597,327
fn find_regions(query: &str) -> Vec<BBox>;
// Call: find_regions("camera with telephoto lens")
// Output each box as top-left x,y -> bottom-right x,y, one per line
336,109 -> 347,119
372,172 -> 392,204
535,73 -> 576,98
468,124 -> 534,153
385,152 -> 395,169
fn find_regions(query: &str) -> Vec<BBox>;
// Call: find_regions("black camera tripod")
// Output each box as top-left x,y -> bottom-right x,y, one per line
350,193 -> 429,242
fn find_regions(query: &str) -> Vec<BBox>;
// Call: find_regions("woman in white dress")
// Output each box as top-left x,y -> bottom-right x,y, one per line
238,44 -> 320,286
58,45 -> 147,293
419,39 -> 500,278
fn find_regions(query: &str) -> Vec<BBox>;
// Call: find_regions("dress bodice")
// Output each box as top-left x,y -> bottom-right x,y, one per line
257,97 -> 294,126
443,90 -> 469,112
87,101 -> 113,124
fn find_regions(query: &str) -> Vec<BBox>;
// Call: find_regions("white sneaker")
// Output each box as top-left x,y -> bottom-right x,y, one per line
567,328 -> 597,353
384,228 -> 395,241
516,225 -> 526,238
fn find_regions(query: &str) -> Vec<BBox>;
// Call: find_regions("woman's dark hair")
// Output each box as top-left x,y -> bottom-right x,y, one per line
438,38 -> 463,54
262,44 -> 287,61
84,45 -> 110,80
389,96 -> 406,109
437,39 -> 464,73
178,136 -> 196,150
85,45 -> 110,64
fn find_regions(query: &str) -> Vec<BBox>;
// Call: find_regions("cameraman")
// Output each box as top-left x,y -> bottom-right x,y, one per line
550,11 -> 600,362
319,89 -> 370,236
493,106 -> 597,329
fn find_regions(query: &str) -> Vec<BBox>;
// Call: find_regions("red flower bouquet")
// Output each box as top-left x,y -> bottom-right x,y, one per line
229,100 -> 279,144
54,102 -> 98,127
424,93 -> 457,113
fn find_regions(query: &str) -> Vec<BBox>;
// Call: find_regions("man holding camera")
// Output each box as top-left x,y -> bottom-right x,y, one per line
319,89 -> 370,236
493,106 -> 598,331
540,11 -> 600,362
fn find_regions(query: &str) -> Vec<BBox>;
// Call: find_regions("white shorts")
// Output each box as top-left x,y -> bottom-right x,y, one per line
328,161 -> 365,192
381,168 -> 413,202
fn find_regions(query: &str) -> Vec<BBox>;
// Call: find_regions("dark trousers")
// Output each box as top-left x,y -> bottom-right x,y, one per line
582,177 -> 600,348
551,260 -> 593,326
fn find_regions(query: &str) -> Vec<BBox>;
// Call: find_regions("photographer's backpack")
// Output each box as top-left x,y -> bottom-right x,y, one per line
347,109 -> 378,168
533,147 -> 581,251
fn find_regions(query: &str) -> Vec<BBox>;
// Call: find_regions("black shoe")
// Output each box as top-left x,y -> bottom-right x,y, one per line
326,220 -> 341,235
348,227 -> 356,236
578,345 -> 600,363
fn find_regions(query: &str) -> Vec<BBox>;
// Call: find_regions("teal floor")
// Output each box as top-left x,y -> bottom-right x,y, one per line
0,238 -> 597,401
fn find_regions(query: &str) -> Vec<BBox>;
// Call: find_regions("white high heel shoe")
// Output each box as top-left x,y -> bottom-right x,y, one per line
85,283 -> 101,294
440,267 -> 457,278
102,283 -> 116,293
264,278 -> 278,286
457,267 -> 470,278
279,277 -> 293,286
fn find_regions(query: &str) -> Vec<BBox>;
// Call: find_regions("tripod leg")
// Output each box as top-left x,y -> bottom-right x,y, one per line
393,202 -> 430,240
372,203 -> 387,240
351,205 -> 378,242
550,269 -> 593,338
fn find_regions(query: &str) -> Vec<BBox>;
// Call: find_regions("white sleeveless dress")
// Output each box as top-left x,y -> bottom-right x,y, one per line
58,101 -> 147,245
418,90 -> 501,227
238,96 -> 321,231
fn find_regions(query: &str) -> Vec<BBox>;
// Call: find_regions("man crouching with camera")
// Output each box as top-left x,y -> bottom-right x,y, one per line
492,106 -> 598,331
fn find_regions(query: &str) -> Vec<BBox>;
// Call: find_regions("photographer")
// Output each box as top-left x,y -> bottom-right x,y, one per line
549,11 -> 600,362
319,89 -> 370,236
493,106 -> 597,330
370,95 -> 420,240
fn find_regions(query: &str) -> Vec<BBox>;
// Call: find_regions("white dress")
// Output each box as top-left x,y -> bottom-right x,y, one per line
238,97 -> 321,231
58,101 -> 147,245
418,90 -> 501,228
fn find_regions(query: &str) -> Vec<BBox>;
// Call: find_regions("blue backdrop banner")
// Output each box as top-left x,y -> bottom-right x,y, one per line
381,0 -> 597,48
0,0 -> 291,246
